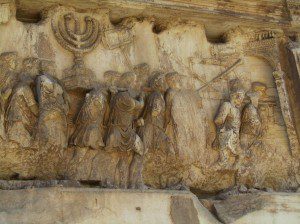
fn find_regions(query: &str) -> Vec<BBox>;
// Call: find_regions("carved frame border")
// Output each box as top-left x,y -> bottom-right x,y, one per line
243,38 -> 300,157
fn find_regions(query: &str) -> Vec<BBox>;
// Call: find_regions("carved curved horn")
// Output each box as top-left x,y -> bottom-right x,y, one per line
64,13 -> 80,42
81,20 -> 100,50
58,19 -> 81,49
79,16 -> 94,41
81,18 -> 98,43
52,18 -> 77,52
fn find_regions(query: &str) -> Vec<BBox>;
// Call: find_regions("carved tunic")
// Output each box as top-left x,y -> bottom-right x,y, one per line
214,101 -> 241,153
70,89 -> 108,149
0,70 -> 17,91
138,91 -> 170,153
5,83 -> 38,147
164,88 -> 180,152
240,103 -> 261,137
240,103 -> 262,149
37,76 -> 69,150
106,91 -> 143,152
215,102 -> 241,133
0,70 -> 17,140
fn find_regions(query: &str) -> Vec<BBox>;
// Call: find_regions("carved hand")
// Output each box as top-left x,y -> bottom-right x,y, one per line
136,118 -> 144,127
109,86 -> 118,94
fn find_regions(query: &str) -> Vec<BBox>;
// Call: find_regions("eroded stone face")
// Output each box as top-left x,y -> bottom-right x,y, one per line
0,2 -> 299,193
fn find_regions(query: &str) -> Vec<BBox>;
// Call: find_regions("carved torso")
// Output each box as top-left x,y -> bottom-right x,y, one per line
70,89 -> 108,149
240,103 -> 262,137
143,91 -> 165,128
6,84 -> 37,125
109,91 -> 138,127
106,91 -> 142,152
37,76 -> 69,150
215,101 -> 241,133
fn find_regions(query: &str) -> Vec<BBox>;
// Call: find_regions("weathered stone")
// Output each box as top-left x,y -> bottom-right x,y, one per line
213,192 -> 300,224
0,187 -> 219,224
0,3 -> 11,24
170,196 -> 200,224
0,0 -> 299,196
0,0 -> 300,223
0,180 -> 81,190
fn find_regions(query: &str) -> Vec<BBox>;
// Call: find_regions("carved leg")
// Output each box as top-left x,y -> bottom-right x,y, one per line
129,153 -> 144,189
114,159 -> 121,188
219,148 -> 230,168
118,154 -> 129,189
7,122 -> 31,147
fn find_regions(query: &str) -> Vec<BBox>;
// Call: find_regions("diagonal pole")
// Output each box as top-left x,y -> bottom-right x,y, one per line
197,59 -> 242,92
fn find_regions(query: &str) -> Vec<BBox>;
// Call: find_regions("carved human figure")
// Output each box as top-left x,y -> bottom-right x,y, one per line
138,73 -> 174,154
5,58 -> 40,147
164,72 -> 182,153
70,88 -> 108,149
214,79 -> 245,168
0,52 -> 18,140
36,73 -> 69,152
240,82 -> 267,153
105,85 -> 145,188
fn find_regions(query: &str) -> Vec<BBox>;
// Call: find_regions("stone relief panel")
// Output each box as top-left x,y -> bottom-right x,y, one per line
0,5 -> 299,192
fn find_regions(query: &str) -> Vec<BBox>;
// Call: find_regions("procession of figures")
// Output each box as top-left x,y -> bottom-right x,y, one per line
0,51 -> 271,189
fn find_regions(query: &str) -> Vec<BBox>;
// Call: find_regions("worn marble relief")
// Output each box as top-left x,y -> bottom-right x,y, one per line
0,5 -> 299,191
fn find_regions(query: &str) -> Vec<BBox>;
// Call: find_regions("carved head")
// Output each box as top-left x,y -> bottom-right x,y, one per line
86,89 -> 106,106
247,82 -> 266,107
165,72 -> 181,90
251,82 -> 267,96
0,52 -> 18,71
119,72 -> 137,88
230,89 -> 245,108
39,74 -> 55,93
229,79 -> 245,107
38,74 -> 64,98
149,72 -> 167,92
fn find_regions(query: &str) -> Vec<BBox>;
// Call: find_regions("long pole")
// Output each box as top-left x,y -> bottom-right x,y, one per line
197,59 -> 242,92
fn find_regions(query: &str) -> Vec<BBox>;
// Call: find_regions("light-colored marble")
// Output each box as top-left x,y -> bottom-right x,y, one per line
0,187 -> 219,224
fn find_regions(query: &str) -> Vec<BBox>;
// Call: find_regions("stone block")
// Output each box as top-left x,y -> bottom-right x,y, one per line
0,187 -> 219,224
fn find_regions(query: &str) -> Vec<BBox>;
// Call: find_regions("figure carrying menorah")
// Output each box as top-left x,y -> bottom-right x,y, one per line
52,12 -> 101,90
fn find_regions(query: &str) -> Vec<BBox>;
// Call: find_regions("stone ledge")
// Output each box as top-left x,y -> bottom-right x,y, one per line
213,192 -> 300,224
0,187 -> 219,224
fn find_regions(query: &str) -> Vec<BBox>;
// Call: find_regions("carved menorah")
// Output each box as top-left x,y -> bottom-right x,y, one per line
52,12 -> 101,65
